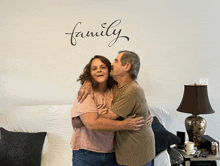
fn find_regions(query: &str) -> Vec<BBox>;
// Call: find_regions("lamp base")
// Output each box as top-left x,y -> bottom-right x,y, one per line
185,115 -> 207,147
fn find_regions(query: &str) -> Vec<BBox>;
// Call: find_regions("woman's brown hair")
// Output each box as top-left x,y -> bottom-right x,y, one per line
77,55 -> 116,89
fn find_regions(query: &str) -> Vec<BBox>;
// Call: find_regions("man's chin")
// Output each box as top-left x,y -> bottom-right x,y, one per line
110,72 -> 114,77
110,74 -> 117,81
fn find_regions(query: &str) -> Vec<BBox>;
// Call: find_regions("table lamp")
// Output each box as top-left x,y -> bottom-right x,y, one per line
177,84 -> 215,147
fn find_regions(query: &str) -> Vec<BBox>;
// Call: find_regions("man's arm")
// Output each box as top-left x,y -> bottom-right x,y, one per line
72,117 -> 84,128
77,81 -> 93,103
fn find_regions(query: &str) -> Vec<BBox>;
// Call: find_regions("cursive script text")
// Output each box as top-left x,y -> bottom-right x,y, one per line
65,19 -> 129,47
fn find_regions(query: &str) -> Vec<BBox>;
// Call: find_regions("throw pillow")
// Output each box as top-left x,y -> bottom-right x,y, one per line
149,106 -> 169,126
152,117 -> 180,155
0,127 -> 46,166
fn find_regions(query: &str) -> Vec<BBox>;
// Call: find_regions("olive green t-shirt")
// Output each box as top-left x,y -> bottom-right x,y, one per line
111,81 -> 155,166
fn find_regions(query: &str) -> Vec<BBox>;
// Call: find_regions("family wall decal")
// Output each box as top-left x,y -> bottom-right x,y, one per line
65,19 -> 129,47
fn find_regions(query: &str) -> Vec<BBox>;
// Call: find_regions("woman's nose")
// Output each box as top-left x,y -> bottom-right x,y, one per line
97,67 -> 101,72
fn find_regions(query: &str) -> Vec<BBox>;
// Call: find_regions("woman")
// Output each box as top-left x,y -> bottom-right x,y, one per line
71,55 -> 145,166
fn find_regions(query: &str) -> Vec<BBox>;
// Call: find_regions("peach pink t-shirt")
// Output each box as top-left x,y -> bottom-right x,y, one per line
70,89 -> 115,153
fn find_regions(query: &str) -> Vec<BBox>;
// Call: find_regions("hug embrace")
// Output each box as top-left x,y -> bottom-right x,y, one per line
70,50 -> 155,166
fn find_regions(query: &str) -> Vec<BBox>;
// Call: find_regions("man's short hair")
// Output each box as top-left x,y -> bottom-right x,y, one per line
119,50 -> 140,80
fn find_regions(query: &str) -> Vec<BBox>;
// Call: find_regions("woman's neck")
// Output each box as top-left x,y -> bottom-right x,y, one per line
97,82 -> 108,93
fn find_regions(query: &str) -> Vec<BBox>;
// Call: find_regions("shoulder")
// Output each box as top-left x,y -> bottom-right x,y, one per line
125,81 -> 141,94
76,93 -> 97,108
124,82 -> 146,101
112,81 -> 143,97
71,93 -> 97,115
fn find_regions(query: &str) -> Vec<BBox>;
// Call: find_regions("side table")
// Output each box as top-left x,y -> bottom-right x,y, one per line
176,147 -> 220,166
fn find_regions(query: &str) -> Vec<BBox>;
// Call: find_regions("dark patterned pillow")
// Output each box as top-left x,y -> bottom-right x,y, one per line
152,116 -> 180,155
0,127 -> 46,166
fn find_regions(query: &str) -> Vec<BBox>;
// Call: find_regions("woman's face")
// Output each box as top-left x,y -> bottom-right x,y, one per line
90,58 -> 109,84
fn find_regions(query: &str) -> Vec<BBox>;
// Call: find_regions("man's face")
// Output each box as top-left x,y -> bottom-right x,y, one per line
110,52 -> 126,79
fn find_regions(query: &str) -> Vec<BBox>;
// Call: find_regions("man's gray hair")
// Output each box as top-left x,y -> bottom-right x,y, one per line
119,50 -> 140,80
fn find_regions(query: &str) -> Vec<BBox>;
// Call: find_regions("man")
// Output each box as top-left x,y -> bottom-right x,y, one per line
102,51 -> 155,166
74,51 -> 155,166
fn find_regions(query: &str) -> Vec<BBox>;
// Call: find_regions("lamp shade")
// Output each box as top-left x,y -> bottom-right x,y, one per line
177,84 -> 215,115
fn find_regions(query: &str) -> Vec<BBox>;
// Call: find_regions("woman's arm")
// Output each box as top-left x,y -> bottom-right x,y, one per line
99,109 -> 153,125
99,110 -> 120,120
72,111 -> 153,129
79,112 -> 145,132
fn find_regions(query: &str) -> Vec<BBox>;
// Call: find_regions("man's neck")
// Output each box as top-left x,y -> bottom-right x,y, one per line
116,75 -> 133,88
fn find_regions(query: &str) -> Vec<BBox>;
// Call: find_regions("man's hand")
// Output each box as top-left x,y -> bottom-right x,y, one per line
77,81 -> 93,103
123,114 -> 145,131
72,116 -> 84,129
146,110 -> 153,126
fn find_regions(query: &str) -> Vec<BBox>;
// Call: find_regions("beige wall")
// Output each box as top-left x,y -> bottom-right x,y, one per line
1,0 -> 220,158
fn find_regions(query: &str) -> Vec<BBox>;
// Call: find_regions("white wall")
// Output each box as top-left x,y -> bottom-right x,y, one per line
1,0 -> 220,162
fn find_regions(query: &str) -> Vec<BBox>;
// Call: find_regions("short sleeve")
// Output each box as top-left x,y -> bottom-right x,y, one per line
111,92 -> 136,118
71,94 -> 98,118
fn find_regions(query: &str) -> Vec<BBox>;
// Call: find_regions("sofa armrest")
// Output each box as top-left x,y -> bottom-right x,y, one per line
167,147 -> 184,166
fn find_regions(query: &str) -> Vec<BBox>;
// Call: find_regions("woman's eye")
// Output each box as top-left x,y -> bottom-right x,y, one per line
101,66 -> 106,69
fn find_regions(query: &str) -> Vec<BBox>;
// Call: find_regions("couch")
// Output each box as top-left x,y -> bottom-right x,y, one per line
0,105 -> 183,166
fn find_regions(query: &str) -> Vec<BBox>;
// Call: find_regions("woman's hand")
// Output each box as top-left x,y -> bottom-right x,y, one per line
123,114 -> 145,131
146,110 -> 153,126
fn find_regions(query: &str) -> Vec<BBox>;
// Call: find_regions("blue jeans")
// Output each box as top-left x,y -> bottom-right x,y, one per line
117,159 -> 154,166
72,149 -> 117,166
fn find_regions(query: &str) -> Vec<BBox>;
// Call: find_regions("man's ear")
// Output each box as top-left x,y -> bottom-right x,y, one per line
124,63 -> 131,72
